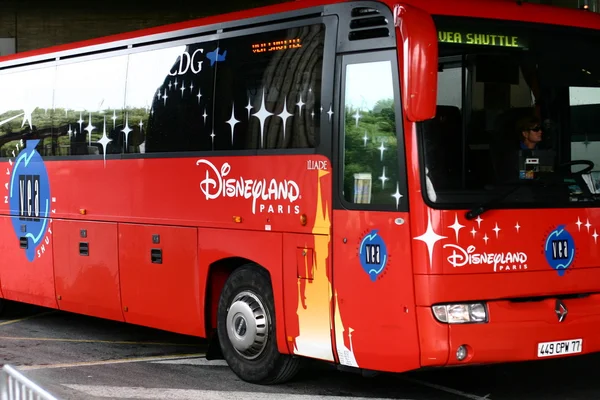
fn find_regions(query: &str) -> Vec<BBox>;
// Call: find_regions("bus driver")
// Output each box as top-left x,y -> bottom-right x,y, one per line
518,115 -> 543,150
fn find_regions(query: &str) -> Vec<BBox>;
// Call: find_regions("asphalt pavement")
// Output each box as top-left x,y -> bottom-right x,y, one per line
0,301 -> 597,400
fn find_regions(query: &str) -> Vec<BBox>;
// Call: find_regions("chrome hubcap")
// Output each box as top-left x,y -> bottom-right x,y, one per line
226,291 -> 269,360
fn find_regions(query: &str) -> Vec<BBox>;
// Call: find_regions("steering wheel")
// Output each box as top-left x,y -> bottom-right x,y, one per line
558,160 -> 595,175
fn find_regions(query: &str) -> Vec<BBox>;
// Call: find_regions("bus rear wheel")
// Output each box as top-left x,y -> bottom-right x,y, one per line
217,264 -> 301,384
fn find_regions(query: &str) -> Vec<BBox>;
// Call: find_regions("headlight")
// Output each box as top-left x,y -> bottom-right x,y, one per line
432,303 -> 488,324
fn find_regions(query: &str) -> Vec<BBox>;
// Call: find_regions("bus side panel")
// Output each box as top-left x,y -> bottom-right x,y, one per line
197,228 -> 288,355
53,220 -> 124,322
119,224 -> 201,336
282,233 -> 334,362
0,216 -> 57,308
331,210 -> 420,373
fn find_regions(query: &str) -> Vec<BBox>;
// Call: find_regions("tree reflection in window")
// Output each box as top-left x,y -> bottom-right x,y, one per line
342,60 -> 401,208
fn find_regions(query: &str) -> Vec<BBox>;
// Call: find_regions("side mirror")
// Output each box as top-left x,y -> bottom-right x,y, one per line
394,4 -> 438,122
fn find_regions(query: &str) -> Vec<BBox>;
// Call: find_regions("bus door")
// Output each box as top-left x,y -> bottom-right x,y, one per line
331,50 -> 420,372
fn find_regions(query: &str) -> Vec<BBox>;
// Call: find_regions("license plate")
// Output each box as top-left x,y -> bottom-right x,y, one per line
537,339 -> 582,357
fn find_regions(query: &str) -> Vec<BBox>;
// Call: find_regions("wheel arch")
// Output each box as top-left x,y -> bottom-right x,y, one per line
205,256 -> 261,335
198,228 -> 288,355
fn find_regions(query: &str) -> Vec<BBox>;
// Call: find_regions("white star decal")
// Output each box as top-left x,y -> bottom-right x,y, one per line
593,229 -> 598,244
414,212 -> 447,268
84,112 -> 96,146
311,110 -> 315,119
210,130 -> 216,146
576,217 -> 583,232
197,88 -> 203,104
78,112 -> 84,133
296,95 -> 305,117
492,223 -> 501,238
156,90 -> 161,100
97,117 -> 113,167
111,110 -> 117,129
363,131 -> 368,147
246,97 -> 253,119
378,166 -> 389,189
174,78 -> 178,90
391,182 -> 403,209
139,119 -> 144,131
475,215 -> 483,228
327,105 -> 334,122
378,141 -> 387,161
515,222 -> 520,233
110,110 -> 117,129
252,88 -> 274,149
585,218 -> 592,233
180,82 -> 186,97
190,82 -> 194,92
203,108 -> 208,124
448,213 -> 465,242
21,106 -> 33,130
276,97 -> 293,142
354,109 -> 361,127
483,233 -> 489,244
162,90 -> 168,106
168,81 -> 172,91
67,125 -> 73,139
226,102 -> 240,145
121,113 -> 132,150
470,227 -> 477,238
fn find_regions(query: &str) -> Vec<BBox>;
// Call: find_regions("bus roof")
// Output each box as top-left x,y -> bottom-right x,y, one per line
0,0 -> 599,65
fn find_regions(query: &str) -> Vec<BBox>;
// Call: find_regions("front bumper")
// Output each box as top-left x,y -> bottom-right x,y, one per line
417,294 -> 600,366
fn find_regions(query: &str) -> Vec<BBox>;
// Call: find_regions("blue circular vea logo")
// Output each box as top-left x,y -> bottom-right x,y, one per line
359,230 -> 388,282
9,139 -> 51,262
544,225 -> 575,276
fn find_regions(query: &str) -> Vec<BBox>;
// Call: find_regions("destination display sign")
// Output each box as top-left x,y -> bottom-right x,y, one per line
438,31 -> 524,48
434,16 -> 529,49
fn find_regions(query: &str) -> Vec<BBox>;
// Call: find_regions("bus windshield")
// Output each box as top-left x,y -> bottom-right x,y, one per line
421,16 -> 600,209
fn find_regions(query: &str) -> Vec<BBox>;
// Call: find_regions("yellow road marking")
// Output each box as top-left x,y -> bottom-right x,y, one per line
19,353 -> 206,371
0,335 -> 205,347
0,311 -> 57,326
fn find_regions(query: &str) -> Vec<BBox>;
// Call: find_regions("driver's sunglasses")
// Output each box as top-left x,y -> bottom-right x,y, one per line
529,126 -> 542,132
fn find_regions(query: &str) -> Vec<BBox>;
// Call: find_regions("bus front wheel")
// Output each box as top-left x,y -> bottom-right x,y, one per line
217,264 -> 301,384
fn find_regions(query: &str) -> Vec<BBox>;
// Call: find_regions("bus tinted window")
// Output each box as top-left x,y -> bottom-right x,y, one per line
139,41 -> 218,153
0,23 -> 326,157
53,55 -> 128,157
213,24 -> 325,150
0,66 -> 55,158
342,59 -> 401,208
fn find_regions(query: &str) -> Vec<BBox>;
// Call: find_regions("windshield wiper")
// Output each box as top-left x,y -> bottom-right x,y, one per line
464,185 -> 522,220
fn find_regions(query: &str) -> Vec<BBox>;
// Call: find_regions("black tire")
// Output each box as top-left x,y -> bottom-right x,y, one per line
217,264 -> 302,384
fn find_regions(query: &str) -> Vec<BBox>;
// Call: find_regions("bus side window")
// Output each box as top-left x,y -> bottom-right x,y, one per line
341,57 -> 405,210
129,42 -> 218,154
0,65 -> 55,158
213,24 -> 326,151
53,55 -> 128,157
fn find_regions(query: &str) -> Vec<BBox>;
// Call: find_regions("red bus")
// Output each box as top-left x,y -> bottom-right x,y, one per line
1,0 -> 600,385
